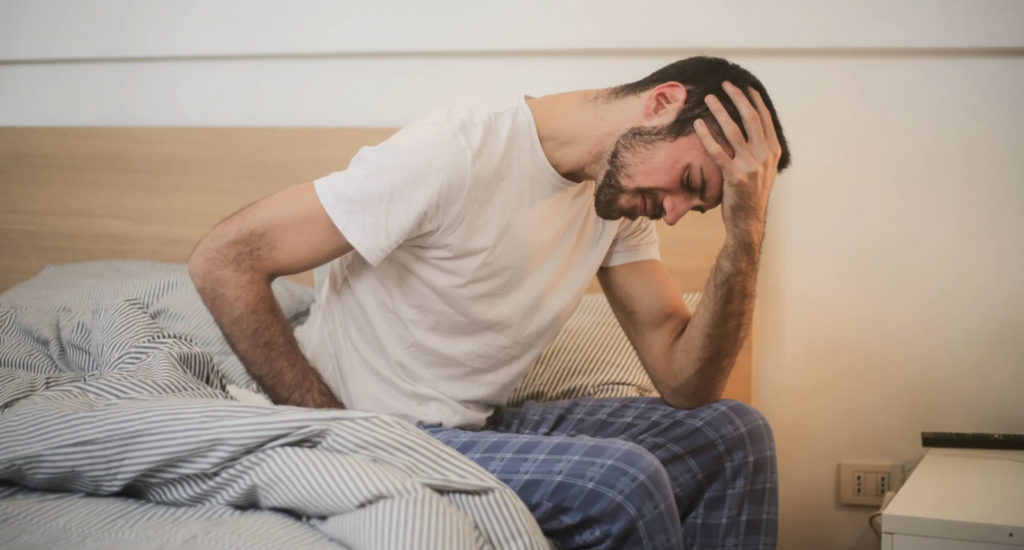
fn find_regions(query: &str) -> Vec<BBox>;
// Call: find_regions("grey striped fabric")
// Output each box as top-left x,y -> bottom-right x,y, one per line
0,485 -> 343,550
0,260 -> 313,392
0,261 -> 549,550
507,292 -> 702,407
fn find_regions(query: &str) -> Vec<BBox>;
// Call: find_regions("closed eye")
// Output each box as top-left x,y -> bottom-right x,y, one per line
683,166 -> 699,196
684,165 -> 708,214
698,165 -> 707,202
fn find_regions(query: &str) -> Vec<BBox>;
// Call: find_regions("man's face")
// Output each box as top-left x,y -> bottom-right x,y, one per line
594,126 -> 725,226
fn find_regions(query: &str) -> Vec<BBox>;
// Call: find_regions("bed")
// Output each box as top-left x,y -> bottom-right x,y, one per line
0,127 -> 755,549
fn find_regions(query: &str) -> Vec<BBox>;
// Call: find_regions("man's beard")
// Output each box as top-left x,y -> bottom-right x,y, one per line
594,126 -> 669,221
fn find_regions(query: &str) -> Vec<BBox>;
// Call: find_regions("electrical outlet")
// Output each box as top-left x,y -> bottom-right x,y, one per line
838,460 -> 902,507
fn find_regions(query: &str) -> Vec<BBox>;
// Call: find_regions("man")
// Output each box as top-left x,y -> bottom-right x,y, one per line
190,56 -> 791,549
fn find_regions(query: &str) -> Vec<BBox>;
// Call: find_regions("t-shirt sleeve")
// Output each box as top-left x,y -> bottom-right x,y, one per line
314,123 -> 469,266
601,217 -> 661,267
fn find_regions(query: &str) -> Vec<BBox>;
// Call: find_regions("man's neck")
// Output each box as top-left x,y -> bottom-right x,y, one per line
525,89 -> 641,184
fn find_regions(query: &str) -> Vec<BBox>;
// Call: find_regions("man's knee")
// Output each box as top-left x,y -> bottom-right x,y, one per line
550,440 -> 679,548
703,399 -> 776,459
605,439 -> 675,506
553,439 -> 672,508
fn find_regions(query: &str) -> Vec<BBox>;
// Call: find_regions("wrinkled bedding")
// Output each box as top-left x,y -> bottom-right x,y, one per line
0,261 -> 548,550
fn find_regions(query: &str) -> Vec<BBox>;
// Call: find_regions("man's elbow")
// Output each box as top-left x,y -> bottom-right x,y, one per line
660,381 -> 724,410
188,236 -> 228,296
188,233 -> 275,298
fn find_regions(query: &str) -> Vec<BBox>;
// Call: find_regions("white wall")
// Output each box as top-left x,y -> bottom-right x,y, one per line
3,2 -> 1023,549
753,54 -> 1024,550
2,0 -> 1023,126
3,0 -> 1021,60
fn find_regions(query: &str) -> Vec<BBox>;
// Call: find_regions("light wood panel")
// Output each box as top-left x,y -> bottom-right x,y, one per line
0,127 -> 750,404
0,127 -> 396,290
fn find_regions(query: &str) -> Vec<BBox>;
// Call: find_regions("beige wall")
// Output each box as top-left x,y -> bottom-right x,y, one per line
753,55 -> 1024,550
3,2 -> 1024,548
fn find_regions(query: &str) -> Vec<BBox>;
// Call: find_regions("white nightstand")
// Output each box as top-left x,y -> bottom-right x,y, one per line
881,448 -> 1024,549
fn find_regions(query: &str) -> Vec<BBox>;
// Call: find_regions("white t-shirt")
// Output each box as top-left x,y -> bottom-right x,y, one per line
304,96 -> 659,428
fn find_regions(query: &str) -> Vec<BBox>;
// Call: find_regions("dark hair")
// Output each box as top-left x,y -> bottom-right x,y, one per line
608,56 -> 791,171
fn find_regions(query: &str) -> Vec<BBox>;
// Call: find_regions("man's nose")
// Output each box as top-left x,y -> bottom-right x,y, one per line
662,196 -> 688,226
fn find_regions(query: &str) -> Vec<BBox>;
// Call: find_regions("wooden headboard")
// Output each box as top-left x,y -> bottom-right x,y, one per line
0,127 -> 752,403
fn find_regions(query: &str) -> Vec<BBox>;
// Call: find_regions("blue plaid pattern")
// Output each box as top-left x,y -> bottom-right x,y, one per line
422,398 -> 777,550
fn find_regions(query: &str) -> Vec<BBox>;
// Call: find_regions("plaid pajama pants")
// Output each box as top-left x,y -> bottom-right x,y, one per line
421,397 -> 777,550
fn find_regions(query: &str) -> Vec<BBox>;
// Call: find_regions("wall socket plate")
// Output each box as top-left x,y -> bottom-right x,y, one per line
838,460 -> 903,507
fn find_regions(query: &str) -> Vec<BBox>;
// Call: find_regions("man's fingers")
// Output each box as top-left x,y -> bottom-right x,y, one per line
749,88 -> 781,155
693,119 -> 733,173
721,81 -> 767,152
703,93 -> 747,151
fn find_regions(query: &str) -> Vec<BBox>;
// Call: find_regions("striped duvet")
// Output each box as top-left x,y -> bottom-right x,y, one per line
0,261 -> 549,550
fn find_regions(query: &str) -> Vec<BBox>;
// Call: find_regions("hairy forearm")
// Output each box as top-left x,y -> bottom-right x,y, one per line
190,264 -> 342,409
665,231 -> 763,408
659,81 -> 782,408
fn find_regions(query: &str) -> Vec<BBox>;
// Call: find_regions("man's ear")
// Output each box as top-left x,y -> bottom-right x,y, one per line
643,82 -> 687,123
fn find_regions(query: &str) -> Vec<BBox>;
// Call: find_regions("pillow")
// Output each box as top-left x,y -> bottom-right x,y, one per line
0,260 -> 315,391
506,292 -> 701,406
